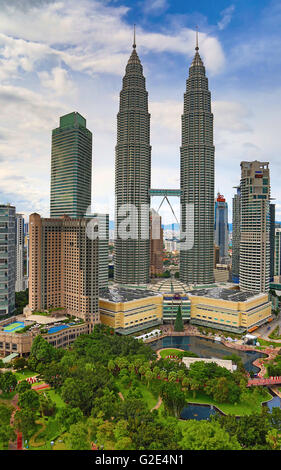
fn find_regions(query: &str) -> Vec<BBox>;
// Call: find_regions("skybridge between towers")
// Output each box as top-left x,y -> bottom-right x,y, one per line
149,188 -> 181,224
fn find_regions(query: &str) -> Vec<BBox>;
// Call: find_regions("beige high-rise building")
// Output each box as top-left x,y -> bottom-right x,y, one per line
239,161 -> 270,293
29,214 -> 99,325
150,209 -> 163,277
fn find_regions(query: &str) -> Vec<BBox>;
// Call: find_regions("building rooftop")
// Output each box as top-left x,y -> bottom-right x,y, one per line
188,287 -> 265,302
99,287 -> 160,303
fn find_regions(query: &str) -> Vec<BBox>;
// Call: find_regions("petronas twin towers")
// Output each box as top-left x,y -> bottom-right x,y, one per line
114,31 -> 214,286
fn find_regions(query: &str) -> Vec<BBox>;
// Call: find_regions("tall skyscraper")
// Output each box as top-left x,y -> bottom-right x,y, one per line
0,204 -> 16,316
274,227 -> 281,281
114,32 -> 151,285
15,213 -> 25,292
214,193 -> 229,264
50,112 -> 92,218
270,203 -> 275,282
239,161 -> 270,293
232,186 -> 241,283
180,33 -> 215,285
29,214 -> 99,325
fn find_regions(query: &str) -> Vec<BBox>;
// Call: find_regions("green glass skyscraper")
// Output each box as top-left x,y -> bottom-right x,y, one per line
114,35 -> 151,285
50,112 -> 92,218
180,36 -> 215,285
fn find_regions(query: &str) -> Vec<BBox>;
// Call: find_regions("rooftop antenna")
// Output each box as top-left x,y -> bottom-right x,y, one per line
133,24 -> 136,49
195,25 -> 199,51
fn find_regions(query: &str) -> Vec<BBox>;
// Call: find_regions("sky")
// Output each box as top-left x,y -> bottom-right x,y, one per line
1,0 -> 281,226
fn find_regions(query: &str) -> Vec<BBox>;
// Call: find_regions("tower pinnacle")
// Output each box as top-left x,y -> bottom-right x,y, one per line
133,24 -> 136,49
195,26 -> 199,51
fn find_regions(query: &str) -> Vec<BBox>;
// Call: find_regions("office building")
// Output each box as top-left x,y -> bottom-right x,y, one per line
150,209 -> 163,277
15,214 -> 25,292
180,34 -> 214,285
114,33 -> 151,285
214,193 -> 229,264
28,213 -> 99,326
0,205 -> 16,317
274,227 -> 281,280
239,161 -> 270,293
232,186 -> 241,283
50,112 -> 92,218
270,204 -> 275,282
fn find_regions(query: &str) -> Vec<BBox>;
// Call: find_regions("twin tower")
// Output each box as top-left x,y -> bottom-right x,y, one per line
114,33 -> 215,287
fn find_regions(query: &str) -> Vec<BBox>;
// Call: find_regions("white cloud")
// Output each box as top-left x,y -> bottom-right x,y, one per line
212,101 -> 252,133
38,67 -> 76,96
142,0 -> 169,15
218,5 -> 235,31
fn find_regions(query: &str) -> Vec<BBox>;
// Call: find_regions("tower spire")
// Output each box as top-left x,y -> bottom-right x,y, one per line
195,25 -> 199,51
133,24 -> 136,49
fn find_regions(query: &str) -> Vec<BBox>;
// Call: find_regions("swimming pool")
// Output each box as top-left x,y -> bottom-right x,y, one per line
47,325 -> 69,334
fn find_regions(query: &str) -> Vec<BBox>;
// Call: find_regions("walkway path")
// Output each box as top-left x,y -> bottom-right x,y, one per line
150,396 -> 162,412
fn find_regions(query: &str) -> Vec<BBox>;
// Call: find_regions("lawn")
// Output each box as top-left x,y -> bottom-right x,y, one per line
257,338 -> 281,348
14,369 -> 37,381
37,389 -> 66,409
184,389 -> 273,416
116,378 -> 158,411
27,417 -> 63,450
159,348 -> 183,359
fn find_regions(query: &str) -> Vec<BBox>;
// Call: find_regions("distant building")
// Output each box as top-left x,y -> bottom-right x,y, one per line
85,213 -> 109,289
214,264 -> 230,283
28,213 -> 99,326
15,214 -> 25,292
50,112 -> 92,218
270,204 -> 275,282
0,205 -> 16,317
150,209 -> 163,277
214,244 -> 220,267
239,161 -> 270,293
232,186 -> 241,283
214,193 -> 229,264
274,228 -> 281,279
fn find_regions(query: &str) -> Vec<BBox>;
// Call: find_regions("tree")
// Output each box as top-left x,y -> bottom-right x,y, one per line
180,420 -> 241,450
18,390 -> 40,412
266,428 -> 281,450
14,408 -> 36,439
0,371 -> 17,393
16,381 -> 31,394
0,424 -> 15,449
12,357 -> 27,371
28,335 -> 58,370
174,306 -> 184,332
66,422 -> 91,450
57,406 -> 83,431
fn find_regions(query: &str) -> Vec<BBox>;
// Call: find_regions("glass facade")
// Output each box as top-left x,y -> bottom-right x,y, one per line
50,112 -> 92,218
0,205 -> 16,316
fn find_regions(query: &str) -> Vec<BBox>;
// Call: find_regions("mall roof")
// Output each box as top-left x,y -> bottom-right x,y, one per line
188,287 -> 265,302
99,287 -> 160,303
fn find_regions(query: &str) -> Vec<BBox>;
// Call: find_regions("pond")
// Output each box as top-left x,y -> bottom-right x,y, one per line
180,403 -> 218,421
149,335 -> 266,373
180,393 -> 281,421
